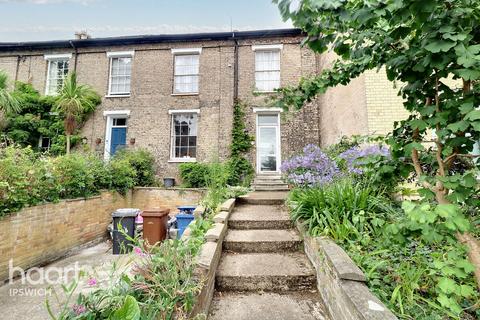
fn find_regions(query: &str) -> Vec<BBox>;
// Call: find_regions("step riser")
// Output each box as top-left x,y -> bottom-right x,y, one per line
237,197 -> 285,205
253,182 -> 288,186
229,220 -> 293,230
254,187 -> 290,191
216,275 -> 316,292
224,241 -> 301,253
254,180 -> 285,184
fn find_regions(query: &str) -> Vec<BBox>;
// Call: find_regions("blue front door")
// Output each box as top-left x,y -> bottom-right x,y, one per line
110,127 -> 127,156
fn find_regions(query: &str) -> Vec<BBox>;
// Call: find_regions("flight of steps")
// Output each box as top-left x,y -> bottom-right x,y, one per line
208,192 -> 328,320
252,174 -> 290,191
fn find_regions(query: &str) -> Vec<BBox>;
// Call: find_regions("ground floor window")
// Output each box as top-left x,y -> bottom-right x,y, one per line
170,112 -> 198,160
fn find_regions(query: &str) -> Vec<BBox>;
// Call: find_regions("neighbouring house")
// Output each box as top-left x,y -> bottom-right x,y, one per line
0,28 -> 408,180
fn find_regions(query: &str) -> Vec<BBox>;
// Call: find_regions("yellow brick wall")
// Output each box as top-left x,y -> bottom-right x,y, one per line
364,68 -> 409,135
0,188 -> 204,282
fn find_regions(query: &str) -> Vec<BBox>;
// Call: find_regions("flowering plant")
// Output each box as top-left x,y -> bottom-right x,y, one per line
338,144 -> 391,175
281,144 -> 341,187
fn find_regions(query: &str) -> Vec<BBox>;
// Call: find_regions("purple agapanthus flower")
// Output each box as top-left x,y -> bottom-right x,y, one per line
281,144 -> 341,187
339,144 -> 390,174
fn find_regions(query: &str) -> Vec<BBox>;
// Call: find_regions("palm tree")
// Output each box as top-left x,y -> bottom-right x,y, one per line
55,72 -> 100,154
0,71 -> 20,114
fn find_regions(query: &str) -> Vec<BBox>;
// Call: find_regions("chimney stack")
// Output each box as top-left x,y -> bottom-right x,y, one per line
74,31 -> 91,40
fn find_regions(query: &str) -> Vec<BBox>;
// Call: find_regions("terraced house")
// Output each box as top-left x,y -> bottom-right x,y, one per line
0,28 -> 407,179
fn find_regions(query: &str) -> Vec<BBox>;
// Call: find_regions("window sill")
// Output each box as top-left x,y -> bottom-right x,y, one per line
168,158 -> 197,163
105,94 -> 131,98
171,93 -> 199,96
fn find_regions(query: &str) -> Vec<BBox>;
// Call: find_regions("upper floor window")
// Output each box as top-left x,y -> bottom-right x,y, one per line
44,54 -> 71,95
169,110 -> 199,161
107,51 -> 134,96
172,48 -> 202,94
253,44 -> 283,92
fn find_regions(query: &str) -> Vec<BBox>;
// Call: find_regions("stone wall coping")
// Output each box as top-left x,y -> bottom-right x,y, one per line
213,211 -> 229,224
318,238 -> 366,282
190,198 -> 236,317
219,198 -> 236,213
295,220 -> 397,320
341,280 -> 397,320
296,221 -> 365,282
205,223 -> 227,242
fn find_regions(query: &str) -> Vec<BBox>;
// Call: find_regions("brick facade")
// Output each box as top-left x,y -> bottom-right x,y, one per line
0,29 -> 409,179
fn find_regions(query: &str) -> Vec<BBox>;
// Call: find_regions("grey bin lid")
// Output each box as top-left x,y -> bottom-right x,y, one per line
112,208 -> 141,218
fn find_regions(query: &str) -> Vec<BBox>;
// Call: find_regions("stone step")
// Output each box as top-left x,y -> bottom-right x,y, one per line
229,205 -> 293,230
238,191 -> 288,205
253,180 -> 287,185
254,185 -> 290,191
255,175 -> 282,180
216,252 -> 316,292
224,229 -> 302,253
209,292 -> 329,320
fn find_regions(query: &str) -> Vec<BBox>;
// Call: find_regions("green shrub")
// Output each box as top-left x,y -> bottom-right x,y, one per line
179,162 -> 211,188
0,146 -> 156,215
108,158 -> 137,195
112,149 -> 156,187
0,146 -> 39,214
52,153 -> 98,199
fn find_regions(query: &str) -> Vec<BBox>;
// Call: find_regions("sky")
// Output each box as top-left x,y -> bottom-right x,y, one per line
0,0 -> 292,42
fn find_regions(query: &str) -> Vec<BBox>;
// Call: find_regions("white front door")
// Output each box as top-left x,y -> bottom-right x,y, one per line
256,113 -> 281,173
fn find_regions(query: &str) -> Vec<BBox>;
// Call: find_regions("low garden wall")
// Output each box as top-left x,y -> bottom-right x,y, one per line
296,222 -> 398,320
0,191 -> 127,283
186,198 -> 236,317
131,187 -> 205,214
1,187 -> 207,284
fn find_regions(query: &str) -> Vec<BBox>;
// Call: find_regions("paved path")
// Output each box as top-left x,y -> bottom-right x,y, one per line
0,242 -> 127,320
208,191 -> 329,320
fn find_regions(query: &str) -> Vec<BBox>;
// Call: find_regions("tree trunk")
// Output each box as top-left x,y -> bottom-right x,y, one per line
66,134 -> 71,155
434,189 -> 480,291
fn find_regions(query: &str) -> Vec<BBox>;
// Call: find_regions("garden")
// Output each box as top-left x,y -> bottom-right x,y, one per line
282,139 -> 479,319
274,0 -> 480,318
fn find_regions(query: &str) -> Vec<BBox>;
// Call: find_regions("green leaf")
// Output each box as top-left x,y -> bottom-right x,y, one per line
457,260 -> 475,273
459,101 -> 474,114
435,204 -> 458,218
425,40 -> 457,53
465,110 -> 480,121
472,121 -> 480,131
455,43 -> 480,67
110,295 -> 140,320
459,285 -> 475,298
453,68 -> 480,80
437,277 -> 457,294
447,121 -> 469,132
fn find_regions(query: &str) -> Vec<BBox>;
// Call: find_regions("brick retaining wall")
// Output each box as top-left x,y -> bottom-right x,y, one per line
0,187 -> 205,283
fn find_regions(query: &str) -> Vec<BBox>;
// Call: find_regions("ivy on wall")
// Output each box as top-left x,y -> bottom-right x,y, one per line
227,100 -> 254,186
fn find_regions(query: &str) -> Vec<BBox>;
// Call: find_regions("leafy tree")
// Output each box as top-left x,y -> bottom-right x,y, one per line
274,0 -> 480,290
55,72 -> 100,154
0,71 -> 20,115
2,82 -> 67,154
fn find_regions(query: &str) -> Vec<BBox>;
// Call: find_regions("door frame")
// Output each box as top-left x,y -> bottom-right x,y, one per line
103,110 -> 130,160
254,108 -> 282,174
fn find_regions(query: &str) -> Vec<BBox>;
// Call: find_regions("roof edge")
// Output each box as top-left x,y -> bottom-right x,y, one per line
0,28 -> 304,52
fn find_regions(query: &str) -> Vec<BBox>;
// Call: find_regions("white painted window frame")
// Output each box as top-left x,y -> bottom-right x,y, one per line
44,53 -> 72,96
255,110 -> 282,174
169,109 -> 200,162
106,51 -> 134,97
252,44 -> 282,93
171,48 -> 202,95
103,110 -> 130,160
